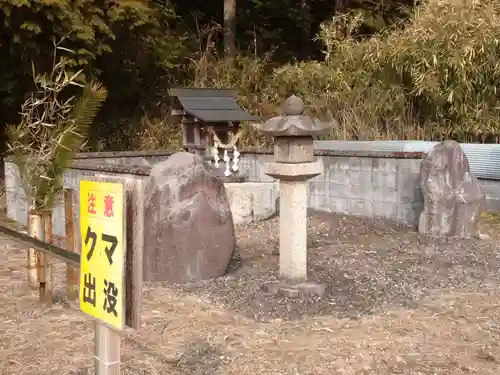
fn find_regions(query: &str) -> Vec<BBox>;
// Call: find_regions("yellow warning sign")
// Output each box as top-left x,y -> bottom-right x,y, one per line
79,180 -> 126,331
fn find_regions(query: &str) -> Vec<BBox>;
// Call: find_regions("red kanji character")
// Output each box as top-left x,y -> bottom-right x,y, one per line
87,192 -> 96,214
104,194 -> 114,218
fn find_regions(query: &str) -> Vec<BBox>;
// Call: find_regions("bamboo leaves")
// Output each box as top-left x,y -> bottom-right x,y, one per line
6,42 -> 108,212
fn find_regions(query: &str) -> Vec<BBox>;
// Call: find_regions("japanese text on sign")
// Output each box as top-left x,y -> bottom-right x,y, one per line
79,180 -> 125,330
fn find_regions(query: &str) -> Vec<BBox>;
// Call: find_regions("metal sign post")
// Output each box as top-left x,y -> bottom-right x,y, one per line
79,180 -> 126,375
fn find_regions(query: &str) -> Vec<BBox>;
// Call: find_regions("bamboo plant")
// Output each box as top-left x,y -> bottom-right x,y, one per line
6,41 -> 108,296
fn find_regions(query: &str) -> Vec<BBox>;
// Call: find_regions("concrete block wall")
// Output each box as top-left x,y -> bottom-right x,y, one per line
479,179 -> 500,212
308,156 -> 423,224
4,152 -> 172,236
239,152 -> 424,224
238,150 -> 500,223
72,150 -> 173,166
5,161 -> 147,237
238,152 -> 276,182
4,154 -> 279,236
6,146 -> 500,234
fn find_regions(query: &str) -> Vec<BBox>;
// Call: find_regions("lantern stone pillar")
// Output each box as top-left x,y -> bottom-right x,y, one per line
254,95 -> 336,295
265,161 -> 323,279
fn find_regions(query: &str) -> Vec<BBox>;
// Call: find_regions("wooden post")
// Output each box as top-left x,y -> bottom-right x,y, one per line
65,189 -> 79,302
40,211 -> 53,304
125,180 -> 144,331
95,323 -> 121,375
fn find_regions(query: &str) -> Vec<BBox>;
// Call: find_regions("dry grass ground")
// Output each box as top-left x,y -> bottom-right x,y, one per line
1,211 -> 500,375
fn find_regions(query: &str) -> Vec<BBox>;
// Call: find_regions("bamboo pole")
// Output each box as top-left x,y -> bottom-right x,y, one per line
27,212 -> 43,288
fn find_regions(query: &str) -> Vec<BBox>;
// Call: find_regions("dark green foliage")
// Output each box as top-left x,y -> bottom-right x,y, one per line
0,0 -> 185,144
0,0 -> 418,151
10,0 -> 493,152
172,0 -> 417,62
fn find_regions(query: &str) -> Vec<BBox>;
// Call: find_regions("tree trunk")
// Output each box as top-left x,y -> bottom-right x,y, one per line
223,0 -> 236,65
300,0 -> 311,60
334,0 -> 347,13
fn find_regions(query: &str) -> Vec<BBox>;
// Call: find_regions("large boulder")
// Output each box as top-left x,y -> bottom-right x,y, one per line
143,152 -> 236,282
418,140 -> 485,238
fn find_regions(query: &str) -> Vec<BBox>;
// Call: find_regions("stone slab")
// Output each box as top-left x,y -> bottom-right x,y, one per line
261,281 -> 326,298
264,160 -> 323,181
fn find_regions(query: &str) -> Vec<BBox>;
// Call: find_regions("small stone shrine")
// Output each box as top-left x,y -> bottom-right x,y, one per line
254,95 -> 336,297
418,140 -> 485,238
169,87 -> 278,227
143,151 -> 236,283
169,88 -> 258,180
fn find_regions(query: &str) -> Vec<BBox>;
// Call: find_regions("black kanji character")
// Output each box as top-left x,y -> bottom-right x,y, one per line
83,273 -> 96,306
103,280 -> 118,317
85,226 -> 97,260
101,233 -> 118,265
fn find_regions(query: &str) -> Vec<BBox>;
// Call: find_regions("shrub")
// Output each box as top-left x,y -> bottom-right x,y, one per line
385,0 -> 500,141
264,0 -> 500,142
138,0 -> 500,149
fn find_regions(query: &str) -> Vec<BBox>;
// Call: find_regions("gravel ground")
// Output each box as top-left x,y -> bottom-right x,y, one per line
149,212 -> 500,322
2,209 -> 500,374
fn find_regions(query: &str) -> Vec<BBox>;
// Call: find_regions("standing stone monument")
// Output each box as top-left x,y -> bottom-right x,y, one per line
418,140 -> 485,238
143,152 -> 236,282
254,95 -> 336,297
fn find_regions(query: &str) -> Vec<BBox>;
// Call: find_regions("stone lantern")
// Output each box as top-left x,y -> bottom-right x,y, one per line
254,95 -> 336,295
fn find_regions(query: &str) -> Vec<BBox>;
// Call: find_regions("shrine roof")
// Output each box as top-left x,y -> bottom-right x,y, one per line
169,88 -> 259,122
